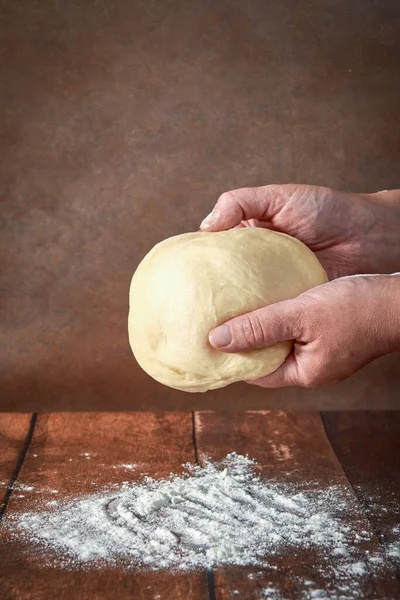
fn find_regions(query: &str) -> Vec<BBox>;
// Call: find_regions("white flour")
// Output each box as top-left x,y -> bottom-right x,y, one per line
4,454 -> 399,599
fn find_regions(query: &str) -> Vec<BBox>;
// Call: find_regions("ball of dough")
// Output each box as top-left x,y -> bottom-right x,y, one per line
128,228 -> 327,392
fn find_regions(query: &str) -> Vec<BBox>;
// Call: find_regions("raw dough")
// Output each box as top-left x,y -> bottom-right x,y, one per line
128,228 -> 327,392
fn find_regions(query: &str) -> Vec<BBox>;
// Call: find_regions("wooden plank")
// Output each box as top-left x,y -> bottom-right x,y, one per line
0,414 -> 35,514
194,411 -> 400,599
0,413 -> 209,600
322,411 -> 400,573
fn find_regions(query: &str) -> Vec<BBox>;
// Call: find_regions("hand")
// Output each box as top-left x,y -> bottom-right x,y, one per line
208,275 -> 400,388
200,185 -> 400,279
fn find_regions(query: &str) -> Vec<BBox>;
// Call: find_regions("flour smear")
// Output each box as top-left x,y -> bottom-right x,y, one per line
4,453 -> 399,599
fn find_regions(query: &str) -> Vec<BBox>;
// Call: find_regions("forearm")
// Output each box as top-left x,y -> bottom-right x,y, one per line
369,188 -> 400,207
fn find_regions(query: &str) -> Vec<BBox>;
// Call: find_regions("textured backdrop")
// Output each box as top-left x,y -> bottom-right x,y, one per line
1,0 -> 399,410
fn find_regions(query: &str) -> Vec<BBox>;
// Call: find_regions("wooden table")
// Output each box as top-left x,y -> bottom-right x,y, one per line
1,411 -> 399,599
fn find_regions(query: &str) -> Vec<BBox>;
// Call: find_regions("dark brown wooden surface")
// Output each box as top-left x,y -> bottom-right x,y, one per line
0,414 -> 208,600
1,0 -> 400,412
322,412 -> 400,574
0,415 -> 35,513
1,411 -> 400,599
195,412 -> 400,598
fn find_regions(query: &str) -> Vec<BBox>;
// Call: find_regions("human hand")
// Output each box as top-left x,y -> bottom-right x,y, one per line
208,275 -> 400,388
200,185 -> 400,279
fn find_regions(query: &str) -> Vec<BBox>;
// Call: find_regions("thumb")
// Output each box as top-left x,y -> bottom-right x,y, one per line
208,298 -> 302,352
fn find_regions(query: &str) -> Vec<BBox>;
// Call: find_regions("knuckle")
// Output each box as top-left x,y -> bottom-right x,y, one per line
217,190 -> 237,207
293,296 -> 317,337
236,313 -> 266,348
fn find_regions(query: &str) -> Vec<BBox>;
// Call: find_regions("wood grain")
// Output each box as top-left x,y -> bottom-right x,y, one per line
0,414 -> 35,515
0,413 -> 208,600
322,411 -> 400,574
194,411 -> 400,599
1,411 -> 400,599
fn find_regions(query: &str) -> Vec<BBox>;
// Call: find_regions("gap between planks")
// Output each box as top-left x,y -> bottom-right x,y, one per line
0,413 -> 38,522
192,411 -> 217,600
2,411 -> 399,596
321,411 -> 400,584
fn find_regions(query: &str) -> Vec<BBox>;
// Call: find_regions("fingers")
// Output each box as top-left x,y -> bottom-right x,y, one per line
247,354 -> 301,387
208,298 -> 302,352
200,185 -> 288,232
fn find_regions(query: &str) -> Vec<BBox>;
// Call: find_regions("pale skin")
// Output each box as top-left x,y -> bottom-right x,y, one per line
200,185 -> 400,388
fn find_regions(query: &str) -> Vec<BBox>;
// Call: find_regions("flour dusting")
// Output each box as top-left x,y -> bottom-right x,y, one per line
4,453 -> 398,598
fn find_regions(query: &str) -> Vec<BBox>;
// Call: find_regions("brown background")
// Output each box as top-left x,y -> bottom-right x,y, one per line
1,0 -> 399,411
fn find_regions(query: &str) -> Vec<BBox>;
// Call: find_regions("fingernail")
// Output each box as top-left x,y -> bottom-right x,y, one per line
209,324 -> 232,348
200,210 -> 219,230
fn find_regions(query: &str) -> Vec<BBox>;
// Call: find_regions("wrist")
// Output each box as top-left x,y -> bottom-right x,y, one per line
346,274 -> 400,357
382,274 -> 400,352
357,194 -> 400,275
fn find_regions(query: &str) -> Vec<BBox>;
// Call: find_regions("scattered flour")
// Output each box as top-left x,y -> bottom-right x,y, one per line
4,454 -> 399,599
354,484 -> 400,570
12,483 -> 35,492
261,587 -> 280,598
387,539 -> 400,560
267,441 -> 292,461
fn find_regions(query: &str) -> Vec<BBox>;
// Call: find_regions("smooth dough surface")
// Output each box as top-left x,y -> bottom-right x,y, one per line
128,228 -> 327,392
